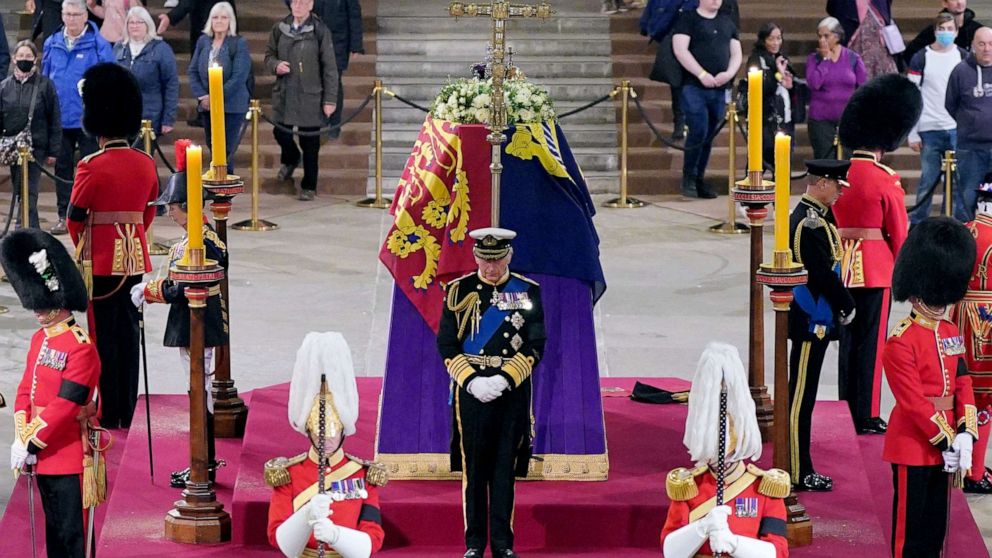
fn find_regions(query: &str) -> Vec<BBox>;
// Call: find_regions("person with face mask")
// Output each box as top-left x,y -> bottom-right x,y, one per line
265,332 -> 387,558
660,342 -> 790,558
0,40 -> 61,229
904,0 -> 985,65
906,13 -> 968,224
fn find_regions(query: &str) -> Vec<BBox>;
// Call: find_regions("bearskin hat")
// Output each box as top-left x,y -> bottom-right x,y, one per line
0,229 -> 88,312
892,217 -> 976,307
81,63 -> 142,139
838,74 -> 922,153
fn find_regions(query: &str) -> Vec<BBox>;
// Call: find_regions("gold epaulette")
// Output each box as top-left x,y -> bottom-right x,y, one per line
80,148 -> 105,164
347,454 -> 389,487
70,324 -> 91,345
510,272 -> 539,286
874,161 -> 898,176
747,464 -> 790,499
264,453 -> 308,487
890,317 -> 912,338
666,465 -> 707,501
204,227 -> 227,252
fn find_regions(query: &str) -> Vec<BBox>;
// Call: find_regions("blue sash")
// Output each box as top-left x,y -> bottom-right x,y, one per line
462,276 -> 530,355
793,262 -> 840,336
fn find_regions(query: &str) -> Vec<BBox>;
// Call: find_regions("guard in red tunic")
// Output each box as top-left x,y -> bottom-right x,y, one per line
661,343 -> 790,558
266,333 -> 387,558
66,63 -> 158,429
833,74 -> 918,435
2,229 -> 101,558
949,174 -> 992,494
885,217 -> 979,557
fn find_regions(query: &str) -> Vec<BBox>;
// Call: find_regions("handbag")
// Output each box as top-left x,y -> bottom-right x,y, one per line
881,21 -> 906,55
0,78 -> 39,166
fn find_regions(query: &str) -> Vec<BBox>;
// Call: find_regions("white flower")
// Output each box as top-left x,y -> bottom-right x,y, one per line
519,109 -> 535,123
472,94 -> 491,109
474,108 -> 491,123
29,250 -> 48,276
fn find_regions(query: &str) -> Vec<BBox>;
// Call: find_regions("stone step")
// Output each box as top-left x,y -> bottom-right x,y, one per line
376,57 -> 613,79
376,14 -> 609,36
380,0 -> 609,18
370,170 -> 620,195
371,145 -> 618,172
378,35 -> 612,57
380,78 -> 617,104
380,102 -> 615,125
376,122 -> 619,149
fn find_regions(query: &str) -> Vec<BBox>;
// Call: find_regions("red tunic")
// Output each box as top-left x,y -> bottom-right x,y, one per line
14,316 -> 101,476
832,151 -> 908,289
950,214 -> 992,407
267,448 -> 385,554
67,140 -> 158,277
883,312 -> 978,466
659,464 -> 789,558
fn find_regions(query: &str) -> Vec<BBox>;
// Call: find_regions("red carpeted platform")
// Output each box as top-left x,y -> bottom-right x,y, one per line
1,378 -> 987,557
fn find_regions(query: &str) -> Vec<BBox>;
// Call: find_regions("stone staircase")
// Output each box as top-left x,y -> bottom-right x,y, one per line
373,0 -> 619,194
610,0 -> 952,195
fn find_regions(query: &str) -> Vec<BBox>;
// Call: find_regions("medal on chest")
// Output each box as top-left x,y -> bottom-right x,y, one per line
734,497 -> 758,519
324,477 -> 368,501
36,342 -> 68,371
490,289 -> 532,311
942,335 -> 966,356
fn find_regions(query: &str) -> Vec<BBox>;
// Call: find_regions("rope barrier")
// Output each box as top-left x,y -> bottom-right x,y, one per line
152,138 -> 176,174
31,161 -> 73,185
558,93 -> 615,120
385,91 -> 431,113
631,93 -> 728,153
258,93 -> 375,137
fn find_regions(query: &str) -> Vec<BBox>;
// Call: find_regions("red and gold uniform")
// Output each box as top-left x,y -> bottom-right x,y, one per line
66,139 -> 158,429
832,150 -> 909,428
660,463 -> 790,558
267,448 -> 386,556
950,213 -> 992,484
883,310 -> 978,557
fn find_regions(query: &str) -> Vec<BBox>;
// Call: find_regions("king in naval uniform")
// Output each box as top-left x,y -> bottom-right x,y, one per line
660,343 -> 790,558
266,332 -> 387,558
437,228 -> 546,558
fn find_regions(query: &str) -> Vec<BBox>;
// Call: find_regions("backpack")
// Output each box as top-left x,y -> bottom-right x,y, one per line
228,37 -> 255,99
640,0 -> 696,42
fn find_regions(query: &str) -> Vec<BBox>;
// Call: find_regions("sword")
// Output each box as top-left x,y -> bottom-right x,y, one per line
139,304 -> 154,481
85,428 -> 98,558
25,463 -> 38,558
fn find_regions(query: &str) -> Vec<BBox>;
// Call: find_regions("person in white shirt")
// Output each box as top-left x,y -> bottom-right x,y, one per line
907,13 -> 967,224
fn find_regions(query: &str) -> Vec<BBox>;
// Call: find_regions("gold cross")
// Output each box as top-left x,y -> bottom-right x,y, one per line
448,1 -> 554,227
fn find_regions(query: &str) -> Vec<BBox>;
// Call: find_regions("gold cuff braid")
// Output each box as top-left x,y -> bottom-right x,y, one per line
929,413 -> 955,446
13,411 -> 26,445
144,279 -> 166,304
445,355 -> 475,387
960,404 -> 979,438
501,353 -> 534,387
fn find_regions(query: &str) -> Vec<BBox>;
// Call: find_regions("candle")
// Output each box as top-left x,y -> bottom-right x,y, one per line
186,144 -> 204,256
747,67 -> 763,173
208,64 -> 226,172
774,133 -> 791,253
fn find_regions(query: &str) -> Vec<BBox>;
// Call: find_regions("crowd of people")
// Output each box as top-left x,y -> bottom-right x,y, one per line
0,0 -> 364,237
640,0 -> 990,218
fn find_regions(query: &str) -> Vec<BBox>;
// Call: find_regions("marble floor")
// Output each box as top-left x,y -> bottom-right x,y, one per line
0,187 -> 988,550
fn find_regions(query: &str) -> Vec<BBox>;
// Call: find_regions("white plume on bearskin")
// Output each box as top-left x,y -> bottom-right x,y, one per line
683,342 -> 762,466
288,332 -> 359,437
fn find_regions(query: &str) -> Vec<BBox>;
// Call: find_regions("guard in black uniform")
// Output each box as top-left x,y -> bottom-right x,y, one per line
788,160 -> 856,492
131,160 -> 229,488
438,228 -> 546,558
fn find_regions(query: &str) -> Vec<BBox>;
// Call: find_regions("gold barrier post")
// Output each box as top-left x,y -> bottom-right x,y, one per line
709,101 -> 748,234
18,144 -> 31,228
143,119 -> 171,255
356,80 -> 392,209
943,150 -> 956,217
604,80 -> 644,209
233,100 -> 279,231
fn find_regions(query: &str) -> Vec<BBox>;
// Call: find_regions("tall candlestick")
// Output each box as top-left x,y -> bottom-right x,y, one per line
186,145 -> 204,255
774,133 -> 791,253
748,68 -> 763,173
208,64 -> 226,171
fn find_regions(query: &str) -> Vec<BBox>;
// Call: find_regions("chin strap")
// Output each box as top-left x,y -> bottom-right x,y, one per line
275,506 -> 311,558
662,521 -> 707,558
328,525 -> 372,558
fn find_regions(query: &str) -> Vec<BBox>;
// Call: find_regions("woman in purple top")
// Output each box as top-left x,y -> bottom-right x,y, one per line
806,16 -> 868,159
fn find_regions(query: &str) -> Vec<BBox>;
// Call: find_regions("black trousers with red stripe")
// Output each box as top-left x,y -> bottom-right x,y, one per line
891,464 -> 950,558
37,474 -> 84,558
839,288 -> 890,426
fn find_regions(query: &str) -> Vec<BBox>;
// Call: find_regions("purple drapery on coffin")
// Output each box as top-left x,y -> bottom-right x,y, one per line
376,273 -> 608,480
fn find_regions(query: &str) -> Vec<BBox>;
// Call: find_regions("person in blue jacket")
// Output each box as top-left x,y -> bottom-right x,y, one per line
41,0 -> 113,235
114,6 -> 179,136
188,1 -> 250,176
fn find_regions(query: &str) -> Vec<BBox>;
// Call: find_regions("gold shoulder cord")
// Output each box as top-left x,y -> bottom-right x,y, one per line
446,283 -> 481,341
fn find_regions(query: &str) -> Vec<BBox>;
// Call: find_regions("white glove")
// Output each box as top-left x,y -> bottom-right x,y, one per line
130,283 -> 146,308
840,307 -> 855,326
953,433 -> 974,475
466,377 -> 502,403
311,517 -> 340,545
10,438 -> 28,470
708,526 -> 739,555
942,449 -> 960,473
694,504 -> 731,537
307,493 -> 333,522
488,375 -> 510,393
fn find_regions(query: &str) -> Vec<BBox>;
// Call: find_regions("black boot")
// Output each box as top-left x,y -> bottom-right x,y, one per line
681,175 -> 698,197
695,176 -> 717,199
794,471 -> 833,492
964,468 -> 992,494
170,459 -> 226,488
672,113 -> 686,141
856,417 -> 887,435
